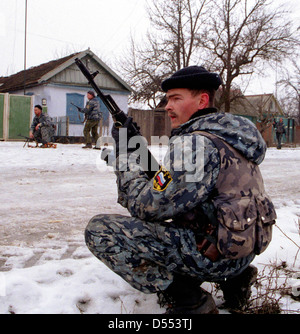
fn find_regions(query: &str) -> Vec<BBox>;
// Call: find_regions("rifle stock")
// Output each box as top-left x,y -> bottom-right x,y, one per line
74,58 -> 159,176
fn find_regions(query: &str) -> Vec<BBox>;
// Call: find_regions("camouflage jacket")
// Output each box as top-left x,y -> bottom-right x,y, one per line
114,110 -> 277,259
193,130 -> 276,258
79,97 -> 101,121
274,121 -> 286,134
30,112 -> 53,132
115,110 -> 268,222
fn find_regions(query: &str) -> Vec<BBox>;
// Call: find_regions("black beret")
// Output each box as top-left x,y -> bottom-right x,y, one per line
161,66 -> 222,92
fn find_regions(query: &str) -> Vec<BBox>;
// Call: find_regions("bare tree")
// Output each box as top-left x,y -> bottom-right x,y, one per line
146,0 -> 208,71
200,0 -> 299,113
120,36 -> 167,109
120,0 -> 208,109
278,60 -> 300,125
256,96 -> 277,136
120,0 -> 299,110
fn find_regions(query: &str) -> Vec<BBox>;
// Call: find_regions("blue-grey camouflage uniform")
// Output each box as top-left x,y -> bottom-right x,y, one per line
79,97 -> 101,121
30,112 -> 55,143
85,110 -> 275,294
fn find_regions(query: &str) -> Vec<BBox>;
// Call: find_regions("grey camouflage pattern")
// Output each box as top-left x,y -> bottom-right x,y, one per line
115,135 -> 220,222
30,112 -> 53,131
114,112 -> 267,224
172,112 -> 267,164
79,97 -> 101,121
196,131 -> 276,259
85,110 -> 270,294
85,214 -> 255,293
30,112 -> 54,142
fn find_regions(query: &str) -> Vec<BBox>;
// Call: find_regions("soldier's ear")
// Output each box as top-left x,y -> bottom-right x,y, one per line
198,93 -> 209,110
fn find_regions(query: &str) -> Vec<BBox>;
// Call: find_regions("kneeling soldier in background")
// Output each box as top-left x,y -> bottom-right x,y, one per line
29,105 -> 55,148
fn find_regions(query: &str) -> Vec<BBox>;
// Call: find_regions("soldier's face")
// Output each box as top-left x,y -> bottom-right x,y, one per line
34,107 -> 42,117
165,88 -> 206,129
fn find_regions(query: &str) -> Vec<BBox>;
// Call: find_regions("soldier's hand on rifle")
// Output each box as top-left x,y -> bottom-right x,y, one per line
35,123 -> 42,131
111,117 -> 141,157
112,117 -> 140,140
29,131 -> 34,139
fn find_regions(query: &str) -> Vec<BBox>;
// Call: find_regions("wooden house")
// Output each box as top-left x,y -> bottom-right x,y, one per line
0,49 -> 132,138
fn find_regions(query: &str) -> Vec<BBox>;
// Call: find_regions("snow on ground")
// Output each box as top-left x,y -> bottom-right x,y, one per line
0,141 -> 299,314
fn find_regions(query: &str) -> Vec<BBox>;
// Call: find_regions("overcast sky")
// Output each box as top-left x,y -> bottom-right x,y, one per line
0,0 -> 299,96
0,0 -> 149,75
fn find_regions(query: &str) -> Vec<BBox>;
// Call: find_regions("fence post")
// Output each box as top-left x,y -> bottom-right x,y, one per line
66,117 -> 69,136
3,93 -> 9,141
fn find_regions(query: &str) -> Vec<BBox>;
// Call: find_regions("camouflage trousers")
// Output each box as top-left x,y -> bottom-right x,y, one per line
33,126 -> 53,144
85,214 -> 255,294
83,120 -> 99,144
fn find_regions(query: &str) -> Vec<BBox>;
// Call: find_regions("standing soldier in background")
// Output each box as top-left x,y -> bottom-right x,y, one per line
79,91 -> 101,149
29,104 -> 55,148
273,118 -> 286,149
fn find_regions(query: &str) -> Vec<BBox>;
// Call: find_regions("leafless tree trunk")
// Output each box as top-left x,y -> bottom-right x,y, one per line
255,96 -> 275,135
278,60 -> 300,125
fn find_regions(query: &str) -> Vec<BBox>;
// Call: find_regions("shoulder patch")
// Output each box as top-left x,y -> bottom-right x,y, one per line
153,166 -> 172,192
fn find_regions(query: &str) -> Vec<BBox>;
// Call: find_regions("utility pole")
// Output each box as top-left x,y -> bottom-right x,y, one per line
24,0 -> 28,95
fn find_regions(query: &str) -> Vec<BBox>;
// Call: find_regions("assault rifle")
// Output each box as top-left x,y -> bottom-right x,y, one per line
70,102 -> 82,111
70,102 -> 86,123
74,58 -> 159,177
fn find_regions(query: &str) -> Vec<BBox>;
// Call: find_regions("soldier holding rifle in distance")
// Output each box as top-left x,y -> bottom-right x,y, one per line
78,90 -> 102,149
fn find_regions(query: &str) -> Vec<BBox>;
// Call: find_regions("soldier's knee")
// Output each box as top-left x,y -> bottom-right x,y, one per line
85,214 -> 131,248
86,213 -> 105,232
85,215 -> 102,243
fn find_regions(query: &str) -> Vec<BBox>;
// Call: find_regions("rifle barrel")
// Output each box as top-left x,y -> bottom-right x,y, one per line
74,57 -> 160,176
75,58 -> 121,117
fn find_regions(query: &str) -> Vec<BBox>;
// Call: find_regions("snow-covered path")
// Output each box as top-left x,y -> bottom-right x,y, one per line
0,142 -> 299,314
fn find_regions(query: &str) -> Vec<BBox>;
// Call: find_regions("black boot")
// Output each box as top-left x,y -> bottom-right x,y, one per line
158,274 -> 218,314
219,265 -> 258,311
82,143 -> 92,149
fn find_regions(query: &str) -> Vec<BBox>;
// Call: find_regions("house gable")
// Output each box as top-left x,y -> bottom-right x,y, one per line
0,53 -> 79,93
48,55 -> 128,92
226,96 -> 260,118
245,94 -> 284,117
0,49 -> 132,94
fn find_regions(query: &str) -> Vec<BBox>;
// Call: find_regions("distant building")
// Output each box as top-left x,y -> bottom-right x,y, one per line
227,93 -> 286,146
229,93 -> 284,119
0,49 -> 132,137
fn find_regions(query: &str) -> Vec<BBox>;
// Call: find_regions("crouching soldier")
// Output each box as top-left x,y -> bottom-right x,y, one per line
85,66 -> 277,314
29,105 -> 55,147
